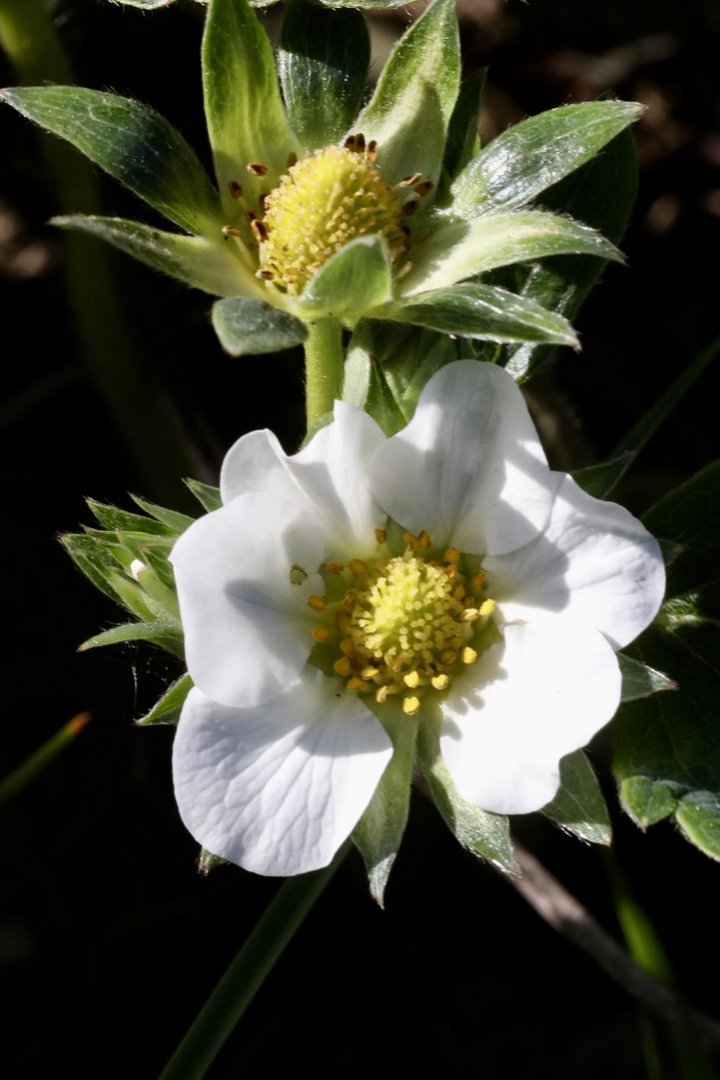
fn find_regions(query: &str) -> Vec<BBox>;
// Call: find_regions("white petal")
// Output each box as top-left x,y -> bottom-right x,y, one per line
173,676 -> 393,876
220,428 -> 299,505
285,401 -> 388,557
485,474 -> 666,649
370,361 -> 557,555
440,616 -> 621,814
170,492 -> 324,709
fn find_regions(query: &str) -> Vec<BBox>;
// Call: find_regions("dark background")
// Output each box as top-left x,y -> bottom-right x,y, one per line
2,1 -> 719,1076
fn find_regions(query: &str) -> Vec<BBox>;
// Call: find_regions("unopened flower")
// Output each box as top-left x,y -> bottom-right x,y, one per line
2,0 -> 641,353
169,361 -> 665,876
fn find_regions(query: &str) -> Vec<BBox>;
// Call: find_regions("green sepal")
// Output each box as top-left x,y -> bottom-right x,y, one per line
1,87 -> 221,235
440,69 -> 486,195
79,620 -> 184,657
202,0 -> 296,222
450,100 -> 643,219
198,849 -> 229,874
500,124 -> 638,381
53,216 -> 249,298
211,297 -> 308,356
417,711 -> 517,874
279,0 -> 369,151
184,478 -> 222,513
542,750 -> 612,845
86,499 -> 173,536
130,496 -> 196,535
657,592 -> 720,632
61,532 -> 130,606
402,210 -> 622,296
618,653 -> 676,701
115,536 -> 180,618
572,452 -> 636,499
352,704 -> 417,907
296,235 -> 393,320
385,281 -> 578,346
356,0 -> 460,186
136,673 -> 193,726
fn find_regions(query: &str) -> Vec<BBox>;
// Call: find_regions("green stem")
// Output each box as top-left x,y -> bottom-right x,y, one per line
304,319 -> 344,431
0,0 -> 194,505
611,334 -> 720,460
0,712 -> 90,805
158,842 -> 350,1080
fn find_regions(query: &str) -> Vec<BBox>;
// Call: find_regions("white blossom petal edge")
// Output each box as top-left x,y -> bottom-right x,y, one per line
170,360 -> 665,875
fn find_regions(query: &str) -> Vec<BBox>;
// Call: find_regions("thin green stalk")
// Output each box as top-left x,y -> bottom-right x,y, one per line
0,0 -> 194,504
603,851 -> 717,1080
158,841 -> 350,1080
0,712 -> 90,805
304,319 -> 344,431
611,334 -> 720,460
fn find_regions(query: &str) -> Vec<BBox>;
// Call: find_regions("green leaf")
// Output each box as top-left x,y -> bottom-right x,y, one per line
356,0 -> 460,186
572,452 -> 636,499
202,0 -> 296,222
417,713 -> 517,873
658,592 -> 720,632
343,322 -> 408,436
542,750 -> 612,845
618,653 -> 677,701
278,0 -> 369,151
440,69 -> 485,189
613,623 -> 720,860
500,124 -> 638,382
79,620 -> 184,656
136,673 -> 193,726
296,235 -> 393,320
53,215 -> 250,298
184,478 -> 222,513
402,210 -> 621,296
130,496 -> 195,535
642,461 -> 720,598
386,282 -> 578,346
1,87 -> 221,235
211,297 -> 307,356
451,100 -> 643,219
352,706 -> 416,906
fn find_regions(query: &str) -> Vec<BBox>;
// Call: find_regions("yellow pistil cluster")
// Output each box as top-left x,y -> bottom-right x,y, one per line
254,136 -> 420,294
308,532 -> 496,717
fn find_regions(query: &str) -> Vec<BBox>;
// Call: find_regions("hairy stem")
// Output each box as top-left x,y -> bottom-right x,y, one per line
304,318 -> 344,431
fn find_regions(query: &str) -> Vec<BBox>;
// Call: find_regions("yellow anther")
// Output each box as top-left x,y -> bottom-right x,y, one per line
375,685 -> 389,704
399,172 -> 423,187
417,530 -> 431,550
361,666 -> 380,680
479,599 -> 497,617
431,674 -> 449,691
472,571 -> 487,590
440,649 -> 457,665
342,591 -> 356,610
340,637 -> 355,655
444,547 -> 460,565
326,560 -> 344,575
349,558 -> 368,577
374,528 -> 387,545
462,608 -> 480,623
403,670 -> 420,689
453,584 -> 466,602
336,612 -> 352,633
403,531 -> 417,548
334,657 -> 353,677
347,676 -> 365,692
307,595 -> 327,612
402,696 -> 421,716
247,162 -> 268,176
313,625 -> 331,643
444,565 -> 458,579
461,646 -> 478,665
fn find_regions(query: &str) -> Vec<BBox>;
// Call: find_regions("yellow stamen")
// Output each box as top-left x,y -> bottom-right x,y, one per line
461,646 -> 478,665
444,547 -> 460,565
403,696 -> 421,716
334,657 -> 353,677
403,671 -> 420,689
479,599 -> 496,617
347,676 -> 365,692
472,571 -> 486,590
326,561 -> 344,575
313,625 -> 331,643
361,666 -> 380,680
349,558 -> 368,577
431,674 -> 449,691
462,608 -> 479,623
308,595 -> 327,612
375,528 -> 387,545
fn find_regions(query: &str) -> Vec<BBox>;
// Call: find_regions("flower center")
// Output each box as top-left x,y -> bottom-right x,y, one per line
307,532 -> 496,716
256,139 -> 414,294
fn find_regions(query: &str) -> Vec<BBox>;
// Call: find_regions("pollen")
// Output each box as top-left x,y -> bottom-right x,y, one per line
257,143 -> 410,294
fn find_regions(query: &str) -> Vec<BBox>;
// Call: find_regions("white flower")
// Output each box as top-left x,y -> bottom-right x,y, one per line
170,361 -> 665,876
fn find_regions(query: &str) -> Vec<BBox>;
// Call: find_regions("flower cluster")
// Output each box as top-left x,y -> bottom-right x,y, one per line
170,361 -> 665,877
